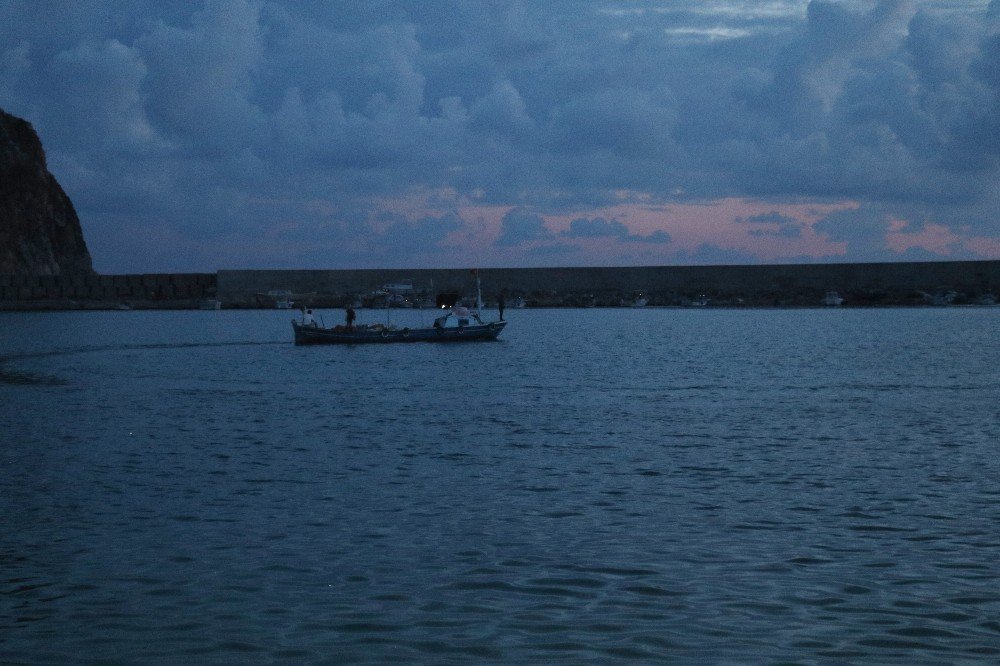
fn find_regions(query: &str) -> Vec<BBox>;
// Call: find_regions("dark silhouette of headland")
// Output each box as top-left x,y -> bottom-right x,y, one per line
0,108 -> 93,276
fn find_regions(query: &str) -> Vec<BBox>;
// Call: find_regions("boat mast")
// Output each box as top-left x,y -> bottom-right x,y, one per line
475,270 -> 483,312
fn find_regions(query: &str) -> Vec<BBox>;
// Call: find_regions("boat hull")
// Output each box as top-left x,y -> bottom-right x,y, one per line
292,320 -> 506,345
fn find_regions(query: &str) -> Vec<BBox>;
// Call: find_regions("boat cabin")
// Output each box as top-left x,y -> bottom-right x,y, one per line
434,306 -> 483,329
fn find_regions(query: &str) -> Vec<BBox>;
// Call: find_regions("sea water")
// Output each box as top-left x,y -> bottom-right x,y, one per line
1,307 -> 999,663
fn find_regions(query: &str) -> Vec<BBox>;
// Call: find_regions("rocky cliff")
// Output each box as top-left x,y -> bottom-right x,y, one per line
1,108 -> 93,275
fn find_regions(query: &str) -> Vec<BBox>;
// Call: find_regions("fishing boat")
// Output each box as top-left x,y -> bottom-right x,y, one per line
292,272 -> 506,345
629,293 -> 648,308
266,289 -> 294,309
256,289 -> 316,309
822,291 -> 844,306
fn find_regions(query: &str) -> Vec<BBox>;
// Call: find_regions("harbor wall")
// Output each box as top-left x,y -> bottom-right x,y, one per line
217,260 -> 1000,306
0,272 -> 216,309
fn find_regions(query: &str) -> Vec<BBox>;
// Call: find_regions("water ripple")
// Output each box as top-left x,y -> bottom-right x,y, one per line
3,308 -> 1000,662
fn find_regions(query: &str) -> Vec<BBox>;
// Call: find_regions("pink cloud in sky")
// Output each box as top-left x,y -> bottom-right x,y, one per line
382,192 -> 859,266
545,198 -> 855,262
885,221 -> 1000,260
362,191 -> 1000,269
967,236 -> 1000,257
886,219 -> 961,256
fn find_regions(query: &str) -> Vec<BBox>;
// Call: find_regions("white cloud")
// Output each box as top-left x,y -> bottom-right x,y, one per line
47,39 -> 158,150
137,0 -> 266,154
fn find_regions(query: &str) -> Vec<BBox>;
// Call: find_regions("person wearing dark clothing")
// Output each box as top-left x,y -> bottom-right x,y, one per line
346,306 -> 356,330
497,294 -> 505,320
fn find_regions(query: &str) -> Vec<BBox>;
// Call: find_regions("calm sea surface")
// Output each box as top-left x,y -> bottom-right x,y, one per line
2,307 -> 999,663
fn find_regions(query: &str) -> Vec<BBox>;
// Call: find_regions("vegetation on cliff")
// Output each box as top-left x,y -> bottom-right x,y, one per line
0,108 -> 92,275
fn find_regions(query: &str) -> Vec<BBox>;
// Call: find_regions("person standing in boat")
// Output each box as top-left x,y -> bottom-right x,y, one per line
302,308 -> 316,326
345,305 -> 356,330
497,293 -> 505,320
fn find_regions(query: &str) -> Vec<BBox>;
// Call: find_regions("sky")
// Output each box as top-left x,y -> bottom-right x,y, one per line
2,0 -> 999,273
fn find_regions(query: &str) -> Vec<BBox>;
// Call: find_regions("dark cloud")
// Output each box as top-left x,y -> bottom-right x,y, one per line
0,1 -> 996,270
560,217 -> 671,244
742,212 -> 793,225
815,205 -> 891,246
634,230 -> 673,244
380,212 -> 463,249
495,208 -> 553,246
719,1 -> 998,209
738,212 -> 803,238
560,217 -> 630,239
138,0 -> 267,156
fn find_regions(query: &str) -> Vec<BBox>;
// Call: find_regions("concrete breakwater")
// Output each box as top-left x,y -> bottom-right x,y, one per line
2,260 -> 999,310
216,261 -> 1000,307
0,272 -> 217,309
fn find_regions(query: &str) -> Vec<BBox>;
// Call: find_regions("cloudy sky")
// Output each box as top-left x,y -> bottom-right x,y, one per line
2,1 -> 998,272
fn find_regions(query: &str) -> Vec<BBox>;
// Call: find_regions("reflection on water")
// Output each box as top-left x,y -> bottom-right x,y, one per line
2,308 -> 999,662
